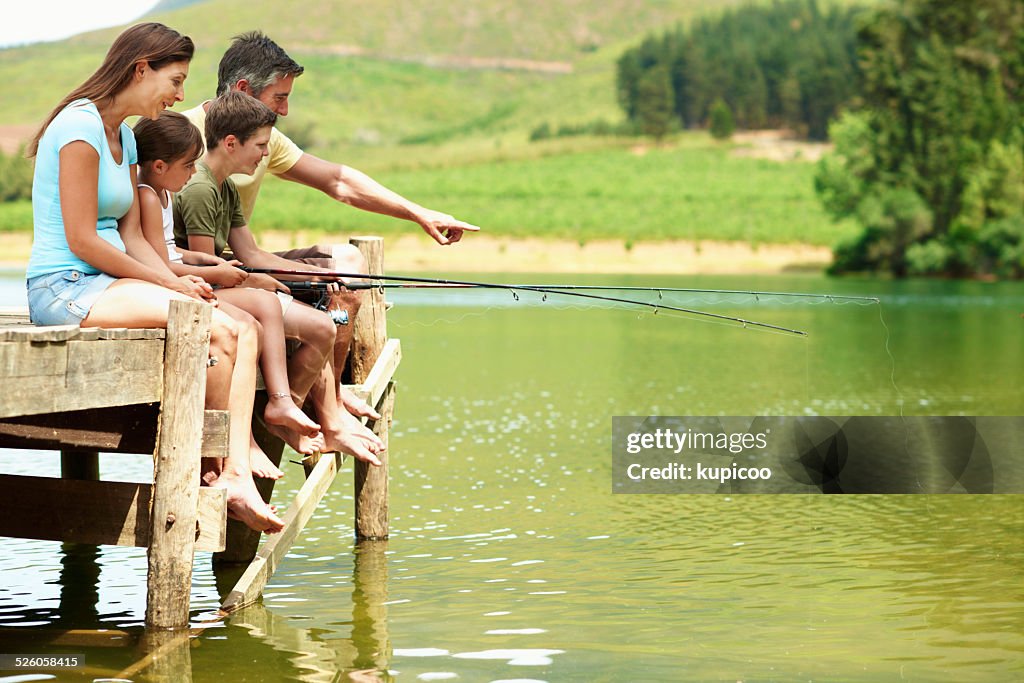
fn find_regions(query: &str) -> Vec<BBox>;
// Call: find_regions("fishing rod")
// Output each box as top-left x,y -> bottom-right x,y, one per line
246,267 -> 809,336
288,280 -> 878,303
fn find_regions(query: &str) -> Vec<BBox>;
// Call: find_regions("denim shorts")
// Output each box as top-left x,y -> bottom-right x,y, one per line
26,269 -> 117,326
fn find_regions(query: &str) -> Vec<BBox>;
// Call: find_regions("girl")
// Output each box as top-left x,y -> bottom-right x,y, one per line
133,110 -> 324,474
26,22 -> 282,534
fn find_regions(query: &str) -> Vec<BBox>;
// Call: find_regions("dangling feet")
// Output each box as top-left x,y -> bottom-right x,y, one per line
210,468 -> 284,534
265,421 -> 327,456
249,433 -> 284,480
264,392 -> 321,437
339,386 -> 380,420
323,408 -> 385,467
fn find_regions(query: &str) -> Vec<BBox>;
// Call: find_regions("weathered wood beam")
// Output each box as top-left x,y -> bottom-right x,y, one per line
358,338 -> 401,411
0,474 -> 226,551
0,407 -> 229,458
0,337 -> 165,418
220,452 -> 342,614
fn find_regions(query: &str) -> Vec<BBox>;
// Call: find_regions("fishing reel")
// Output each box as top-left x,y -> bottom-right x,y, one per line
312,290 -> 349,326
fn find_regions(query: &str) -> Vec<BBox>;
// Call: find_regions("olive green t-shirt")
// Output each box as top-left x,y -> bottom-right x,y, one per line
172,160 -> 245,257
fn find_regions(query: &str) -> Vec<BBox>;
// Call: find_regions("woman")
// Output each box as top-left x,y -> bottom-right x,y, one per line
26,22 -> 282,534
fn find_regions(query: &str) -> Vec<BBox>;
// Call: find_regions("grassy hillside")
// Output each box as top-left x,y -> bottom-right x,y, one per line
0,0 -> 867,248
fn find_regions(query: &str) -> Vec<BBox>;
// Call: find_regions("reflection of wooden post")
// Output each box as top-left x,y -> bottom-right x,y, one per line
136,630 -> 193,683
146,300 -> 210,629
352,539 -> 390,671
58,542 -> 101,626
59,448 -> 101,626
350,237 -> 390,541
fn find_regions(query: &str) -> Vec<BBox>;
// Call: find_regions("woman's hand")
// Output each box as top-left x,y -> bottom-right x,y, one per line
170,275 -> 216,302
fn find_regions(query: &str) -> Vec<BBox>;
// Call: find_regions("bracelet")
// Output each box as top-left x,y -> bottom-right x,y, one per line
269,392 -> 291,400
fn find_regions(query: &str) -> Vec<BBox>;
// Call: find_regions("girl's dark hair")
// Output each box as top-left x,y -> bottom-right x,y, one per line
28,22 -> 194,157
133,111 -> 203,165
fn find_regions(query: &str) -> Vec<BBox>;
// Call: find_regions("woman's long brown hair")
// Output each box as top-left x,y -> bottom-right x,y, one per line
27,22 -> 194,158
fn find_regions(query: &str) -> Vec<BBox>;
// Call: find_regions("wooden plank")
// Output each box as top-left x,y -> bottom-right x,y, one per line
146,300 -> 212,629
0,338 -> 69,379
0,325 -> 80,342
358,338 -> 401,410
0,338 -> 165,418
355,382 -> 395,541
0,408 -> 229,458
220,452 -> 342,613
0,325 -> 165,342
0,474 -> 226,552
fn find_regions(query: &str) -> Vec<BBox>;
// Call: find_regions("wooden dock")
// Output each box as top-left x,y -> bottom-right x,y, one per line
0,236 -> 399,630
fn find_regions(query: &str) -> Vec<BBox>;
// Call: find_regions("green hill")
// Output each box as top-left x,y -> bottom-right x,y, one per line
0,0 -> 865,248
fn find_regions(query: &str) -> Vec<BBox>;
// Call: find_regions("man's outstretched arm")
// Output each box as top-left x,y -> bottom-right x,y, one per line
278,153 -> 480,245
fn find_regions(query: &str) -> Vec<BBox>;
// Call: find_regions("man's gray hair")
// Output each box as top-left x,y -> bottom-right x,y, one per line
216,31 -> 304,96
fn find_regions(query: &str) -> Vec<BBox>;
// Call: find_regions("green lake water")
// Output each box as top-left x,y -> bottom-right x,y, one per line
0,272 -> 1022,682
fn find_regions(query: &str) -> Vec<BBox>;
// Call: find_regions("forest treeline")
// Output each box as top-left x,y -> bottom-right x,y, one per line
616,0 -> 861,140
816,0 -> 1023,277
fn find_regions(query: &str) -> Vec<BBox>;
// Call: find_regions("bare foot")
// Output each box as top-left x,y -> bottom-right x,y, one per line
324,410 -> 385,467
265,421 -> 326,456
264,394 -> 321,437
249,433 -> 283,479
339,386 -> 380,420
211,469 -> 284,534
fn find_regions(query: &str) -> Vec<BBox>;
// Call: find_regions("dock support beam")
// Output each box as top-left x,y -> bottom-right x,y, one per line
145,300 -> 211,629
349,236 -> 391,541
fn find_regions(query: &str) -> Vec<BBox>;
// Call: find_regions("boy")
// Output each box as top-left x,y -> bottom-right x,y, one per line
174,92 -> 384,465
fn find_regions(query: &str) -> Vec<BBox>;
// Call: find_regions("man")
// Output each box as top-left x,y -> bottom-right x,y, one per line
184,31 -> 479,416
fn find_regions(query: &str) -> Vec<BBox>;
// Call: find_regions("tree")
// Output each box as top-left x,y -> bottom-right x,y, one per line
709,99 -> 735,140
818,0 -> 1024,277
634,63 -> 676,141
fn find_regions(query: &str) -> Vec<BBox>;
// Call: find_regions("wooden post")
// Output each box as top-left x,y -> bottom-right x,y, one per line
356,383 -> 394,540
349,236 -> 390,540
145,300 -> 211,629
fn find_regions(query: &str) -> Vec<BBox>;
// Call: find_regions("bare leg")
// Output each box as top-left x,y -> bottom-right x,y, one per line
203,312 -> 284,533
260,301 -> 335,456
83,282 -> 283,533
217,288 -> 322,440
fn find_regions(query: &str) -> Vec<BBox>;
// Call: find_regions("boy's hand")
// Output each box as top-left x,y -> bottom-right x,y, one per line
205,263 -> 249,288
246,272 -> 289,293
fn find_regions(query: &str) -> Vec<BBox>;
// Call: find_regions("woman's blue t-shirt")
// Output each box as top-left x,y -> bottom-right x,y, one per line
27,99 -> 138,278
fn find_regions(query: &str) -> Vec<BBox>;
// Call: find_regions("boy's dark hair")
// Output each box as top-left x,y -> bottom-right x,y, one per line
216,31 -> 304,96
133,110 -> 203,165
205,91 -> 278,150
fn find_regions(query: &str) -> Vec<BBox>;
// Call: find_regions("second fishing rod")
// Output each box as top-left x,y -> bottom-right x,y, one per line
237,266 -> 811,336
